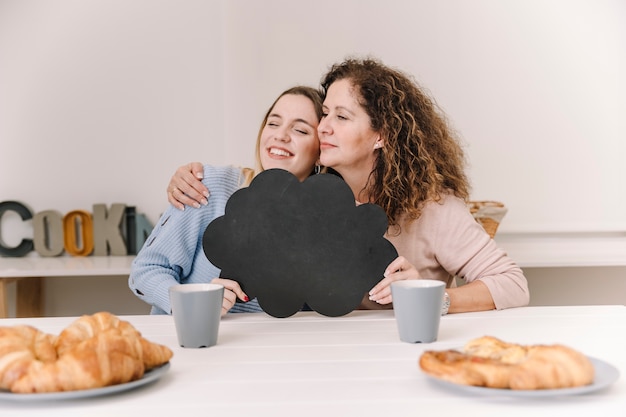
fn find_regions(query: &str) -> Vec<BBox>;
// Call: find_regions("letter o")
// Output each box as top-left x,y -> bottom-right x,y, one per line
63,210 -> 94,256
33,210 -> 65,256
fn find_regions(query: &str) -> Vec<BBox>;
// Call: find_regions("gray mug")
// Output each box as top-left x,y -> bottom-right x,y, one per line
391,280 -> 445,343
169,283 -> 224,348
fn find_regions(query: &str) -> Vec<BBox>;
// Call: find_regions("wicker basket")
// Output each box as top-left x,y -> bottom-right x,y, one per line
468,201 -> 507,239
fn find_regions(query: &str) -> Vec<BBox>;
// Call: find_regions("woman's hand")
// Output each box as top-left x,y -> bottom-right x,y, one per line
211,278 -> 250,316
167,162 -> 209,210
367,256 -> 420,305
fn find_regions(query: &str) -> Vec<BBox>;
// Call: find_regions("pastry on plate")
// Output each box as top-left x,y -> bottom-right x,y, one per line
0,312 -> 173,393
419,336 -> 594,390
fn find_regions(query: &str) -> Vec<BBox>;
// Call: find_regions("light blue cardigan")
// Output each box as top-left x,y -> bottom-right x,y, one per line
129,165 -> 262,314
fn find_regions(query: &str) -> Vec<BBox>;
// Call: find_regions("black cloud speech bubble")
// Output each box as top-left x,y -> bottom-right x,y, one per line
202,169 -> 398,318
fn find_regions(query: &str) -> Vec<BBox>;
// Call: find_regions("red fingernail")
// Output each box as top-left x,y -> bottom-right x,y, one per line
243,296 -> 250,302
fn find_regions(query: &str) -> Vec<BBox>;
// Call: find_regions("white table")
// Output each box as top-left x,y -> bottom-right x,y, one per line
0,306 -> 624,416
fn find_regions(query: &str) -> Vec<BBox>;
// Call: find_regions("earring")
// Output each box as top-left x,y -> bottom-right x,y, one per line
314,164 -> 321,175
374,143 -> 382,149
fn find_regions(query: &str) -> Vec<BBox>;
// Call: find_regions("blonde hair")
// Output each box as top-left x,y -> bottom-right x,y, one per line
242,86 -> 324,186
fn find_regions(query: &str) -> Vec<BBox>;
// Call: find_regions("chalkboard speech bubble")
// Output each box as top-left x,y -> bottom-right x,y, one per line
202,169 -> 398,318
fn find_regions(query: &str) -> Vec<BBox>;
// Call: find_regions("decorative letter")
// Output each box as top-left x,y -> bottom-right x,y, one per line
134,213 -> 154,253
33,210 -> 65,257
63,210 -> 94,256
92,204 -> 127,256
0,201 -> 34,257
125,206 -> 137,255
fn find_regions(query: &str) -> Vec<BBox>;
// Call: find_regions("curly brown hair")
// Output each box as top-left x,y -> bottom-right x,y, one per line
321,58 -> 470,226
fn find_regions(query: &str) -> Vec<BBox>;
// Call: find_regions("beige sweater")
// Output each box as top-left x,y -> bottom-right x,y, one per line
385,194 -> 529,310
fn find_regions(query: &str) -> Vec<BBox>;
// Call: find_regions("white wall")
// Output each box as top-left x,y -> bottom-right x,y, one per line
524,267 -> 626,307
220,0 -> 626,233
1,0 -> 625,315
2,0 -> 625,233
0,0 -> 226,240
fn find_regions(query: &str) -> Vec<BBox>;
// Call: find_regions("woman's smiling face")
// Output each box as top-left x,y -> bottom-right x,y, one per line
259,94 -> 320,181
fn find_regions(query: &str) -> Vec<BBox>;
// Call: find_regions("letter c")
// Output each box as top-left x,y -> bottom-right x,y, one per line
0,201 -> 34,257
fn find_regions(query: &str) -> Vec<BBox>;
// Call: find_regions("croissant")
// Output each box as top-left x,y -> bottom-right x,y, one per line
0,326 -> 57,390
55,312 -> 137,352
419,336 -> 594,390
509,345 -> 595,389
55,312 -> 172,370
0,312 -> 173,393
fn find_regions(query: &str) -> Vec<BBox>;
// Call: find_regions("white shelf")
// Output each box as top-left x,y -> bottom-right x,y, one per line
0,254 -> 134,278
495,232 -> 626,268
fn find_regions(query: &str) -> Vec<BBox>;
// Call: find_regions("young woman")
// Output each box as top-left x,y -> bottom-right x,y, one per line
129,86 -> 323,316
168,58 -> 529,314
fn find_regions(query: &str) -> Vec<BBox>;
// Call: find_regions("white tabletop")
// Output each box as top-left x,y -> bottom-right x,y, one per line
0,306 -> 624,416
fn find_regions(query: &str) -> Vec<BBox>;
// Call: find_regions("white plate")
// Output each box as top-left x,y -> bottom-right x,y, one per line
0,362 -> 170,402
424,357 -> 619,397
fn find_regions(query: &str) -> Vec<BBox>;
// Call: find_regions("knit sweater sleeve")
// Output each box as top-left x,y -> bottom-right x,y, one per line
128,165 -> 245,314
424,195 -> 530,309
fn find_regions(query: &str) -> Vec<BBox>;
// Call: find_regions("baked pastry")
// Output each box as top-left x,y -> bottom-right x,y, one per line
11,328 -> 146,393
419,336 -> 594,390
0,312 -> 173,393
55,312 -> 173,371
0,325 -> 57,390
